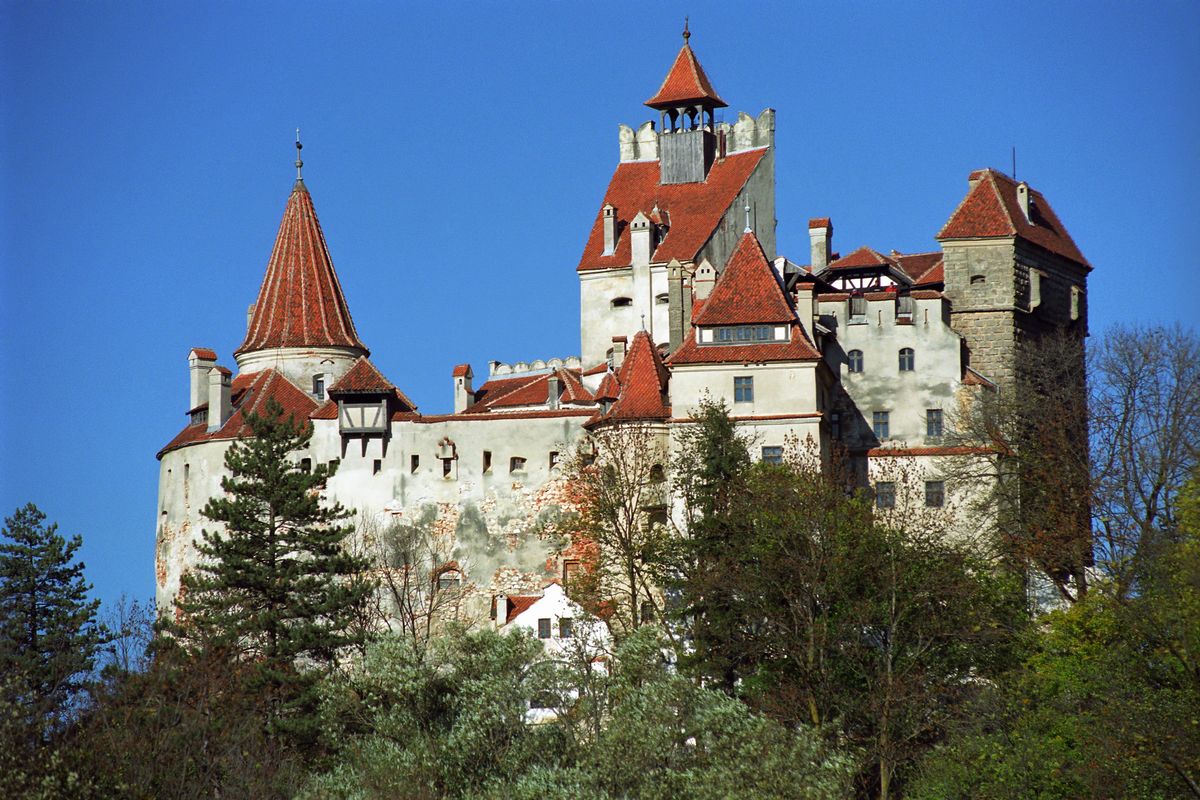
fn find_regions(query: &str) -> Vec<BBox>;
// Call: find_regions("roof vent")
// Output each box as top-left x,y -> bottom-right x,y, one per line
602,204 -> 617,256
1016,182 -> 1033,223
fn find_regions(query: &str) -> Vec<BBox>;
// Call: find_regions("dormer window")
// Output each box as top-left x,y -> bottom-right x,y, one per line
611,297 -> 633,308
709,325 -> 779,345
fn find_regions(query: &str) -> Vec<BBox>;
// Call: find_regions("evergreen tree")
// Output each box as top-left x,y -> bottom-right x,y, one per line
0,504 -> 104,745
174,396 -> 374,743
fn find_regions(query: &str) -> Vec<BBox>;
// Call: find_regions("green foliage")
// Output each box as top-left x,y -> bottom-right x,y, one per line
305,626 -> 856,800
911,470 -> 1200,799
173,396 -> 375,745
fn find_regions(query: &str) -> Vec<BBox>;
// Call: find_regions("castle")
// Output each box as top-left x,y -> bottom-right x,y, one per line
155,30 -> 1090,622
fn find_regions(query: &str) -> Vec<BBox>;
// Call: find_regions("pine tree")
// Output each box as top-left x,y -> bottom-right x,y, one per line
174,396 -> 374,743
0,503 -> 104,745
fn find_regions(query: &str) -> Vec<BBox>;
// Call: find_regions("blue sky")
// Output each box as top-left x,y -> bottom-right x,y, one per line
2,2 -> 1197,612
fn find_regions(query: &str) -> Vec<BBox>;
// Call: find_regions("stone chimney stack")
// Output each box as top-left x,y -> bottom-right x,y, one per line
602,204 -> 617,256
793,281 -> 816,333
1016,182 -> 1032,222
547,374 -> 561,410
207,366 -> 232,432
452,364 -> 473,414
611,336 -> 628,370
692,258 -> 717,300
188,348 -> 217,411
809,218 -> 832,271
630,211 -> 653,267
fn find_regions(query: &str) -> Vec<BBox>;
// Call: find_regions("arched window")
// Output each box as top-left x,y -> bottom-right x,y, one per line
611,297 -> 633,308
655,293 -> 670,305
899,348 -> 915,372
847,350 -> 864,373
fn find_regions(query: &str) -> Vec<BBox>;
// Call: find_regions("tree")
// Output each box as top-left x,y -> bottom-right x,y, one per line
173,396 -> 375,744
556,425 -> 672,637
0,504 -> 104,745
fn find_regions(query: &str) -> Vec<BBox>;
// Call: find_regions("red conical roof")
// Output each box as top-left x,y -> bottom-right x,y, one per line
235,181 -> 369,356
645,41 -> 727,110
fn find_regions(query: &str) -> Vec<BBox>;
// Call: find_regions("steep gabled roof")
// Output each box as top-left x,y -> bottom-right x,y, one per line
937,168 -> 1090,268
466,368 -> 594,413
645,41 -> 727,109
693,232 -> 795,326
594,371 -> 620,402
826,246 -> 896,270
235,182 -> 369,356
587,331 -> 670,426
893,251 -> 943,283
324,357 -> 418,412
577,148 -> 767,272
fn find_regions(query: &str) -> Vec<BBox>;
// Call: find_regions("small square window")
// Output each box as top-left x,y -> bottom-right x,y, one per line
926,409 -> 943,438
734,376 -> 754,403
850,295 -> 867,320
876,482 -> 895,509
300,458 -> 312,474
647,508 -> 668,529
442,458 -> 454,478
559,618 -> 573,639
762,446 -> 783,465
537,618 -> 551,639
410,454 -> 420,474
549,451 -> 560,468
372,459 -> 382,475
510,456 -> 527,473
925,480 -> 945,508
437,571 -> 461,591
312,374 -> 325,399
873,411 -> 890,441
483,450 -> 492,473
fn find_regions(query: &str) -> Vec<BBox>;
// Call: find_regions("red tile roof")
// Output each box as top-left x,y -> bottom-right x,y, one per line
158,368 -> 319,458
577,148 -> 767,272
189,347 -> 217,361
937,169 -> 1090,267
452,364 -> 472,378
466,368 -> 595,413
595,371 -> 620,402
645,42 -> 727,109
592,331 -> 671,425
826,246 -> 895,270
235,182 -> 370,357
808,217 -> 831,230
505,595 -> 540,625
668,323 -> 820,365
325,357 -> 418,411
693,232 -> 795,326
893,252 -> 942,283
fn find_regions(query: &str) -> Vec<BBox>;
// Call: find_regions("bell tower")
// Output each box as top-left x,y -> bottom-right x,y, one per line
645,22 -> 727,185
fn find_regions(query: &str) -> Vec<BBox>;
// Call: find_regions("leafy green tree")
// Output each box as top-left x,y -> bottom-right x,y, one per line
0,504 -> 104,745
173,396 -> 375,745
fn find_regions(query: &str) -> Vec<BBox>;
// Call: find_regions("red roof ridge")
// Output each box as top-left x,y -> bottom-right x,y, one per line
235,182 -> 369,357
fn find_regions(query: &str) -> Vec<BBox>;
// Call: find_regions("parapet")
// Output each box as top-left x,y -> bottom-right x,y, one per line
488,356 -> 582,378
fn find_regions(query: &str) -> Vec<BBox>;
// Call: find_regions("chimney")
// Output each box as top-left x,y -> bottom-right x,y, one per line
630,211 -> 653,266
188,348 -> 217,411
611,336 -> 627,370
693,258 -> 717,300
494,594 -> 507,629
667,260 -> 688,353
602,204 -> 617,256
809,218 -> 832,271
206,366 -> 232,432
452,364 -> 473,414
547,373 -> 561,410
1016,182 -> 1032,222
794,281 -> 816,334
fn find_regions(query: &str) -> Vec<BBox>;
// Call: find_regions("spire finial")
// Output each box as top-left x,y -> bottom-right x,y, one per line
294,128 -> 304,183
683,17 -> 690,44
744,202 -> 752,233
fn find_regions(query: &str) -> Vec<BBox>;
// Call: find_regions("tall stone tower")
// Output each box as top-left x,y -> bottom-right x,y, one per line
937,168 -> 1090,390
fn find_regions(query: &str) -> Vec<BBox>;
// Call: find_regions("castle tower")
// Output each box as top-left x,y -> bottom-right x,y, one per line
234,140 -> 369,396
577,27 -> 776,368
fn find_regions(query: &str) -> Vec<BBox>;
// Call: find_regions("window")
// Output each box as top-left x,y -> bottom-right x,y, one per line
830,411 -> 841,439
897,294 -> 914,318
410,454 -> 419,474
510,456 -> 527,473
563,559 -> 581,589
647,507 -> 669,529
1029,269 -> 1043,310
762,446 -> 783,464
971,274 -> 986,285
312,374 -> 325,399
875,482 -> 895,509
442,458 -> 453,478
926,409 -> 943,438
559,618 -> 573,638
611,297 -> 633,308
437,570 -> 461,591
537,618 -> 552,639
925,480 -> 945,508
549,451 -> 560,468
328,459 -> 339,473
640,602 -> 656,624
483,450 -> 492,473
899,348 -> 915,372
850,295 -> 867,321
873,411 -> 889,440
649,464 -> 666,483
847,350 -> 863,373
712,325 -> 776,344
299,458 -> 311,473
655,293 -> 669,305
734,376 -> 754,403
372,459 -> 382,475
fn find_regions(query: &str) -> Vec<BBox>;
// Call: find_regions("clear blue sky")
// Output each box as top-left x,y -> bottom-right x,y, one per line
2,2 -> 1197,613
